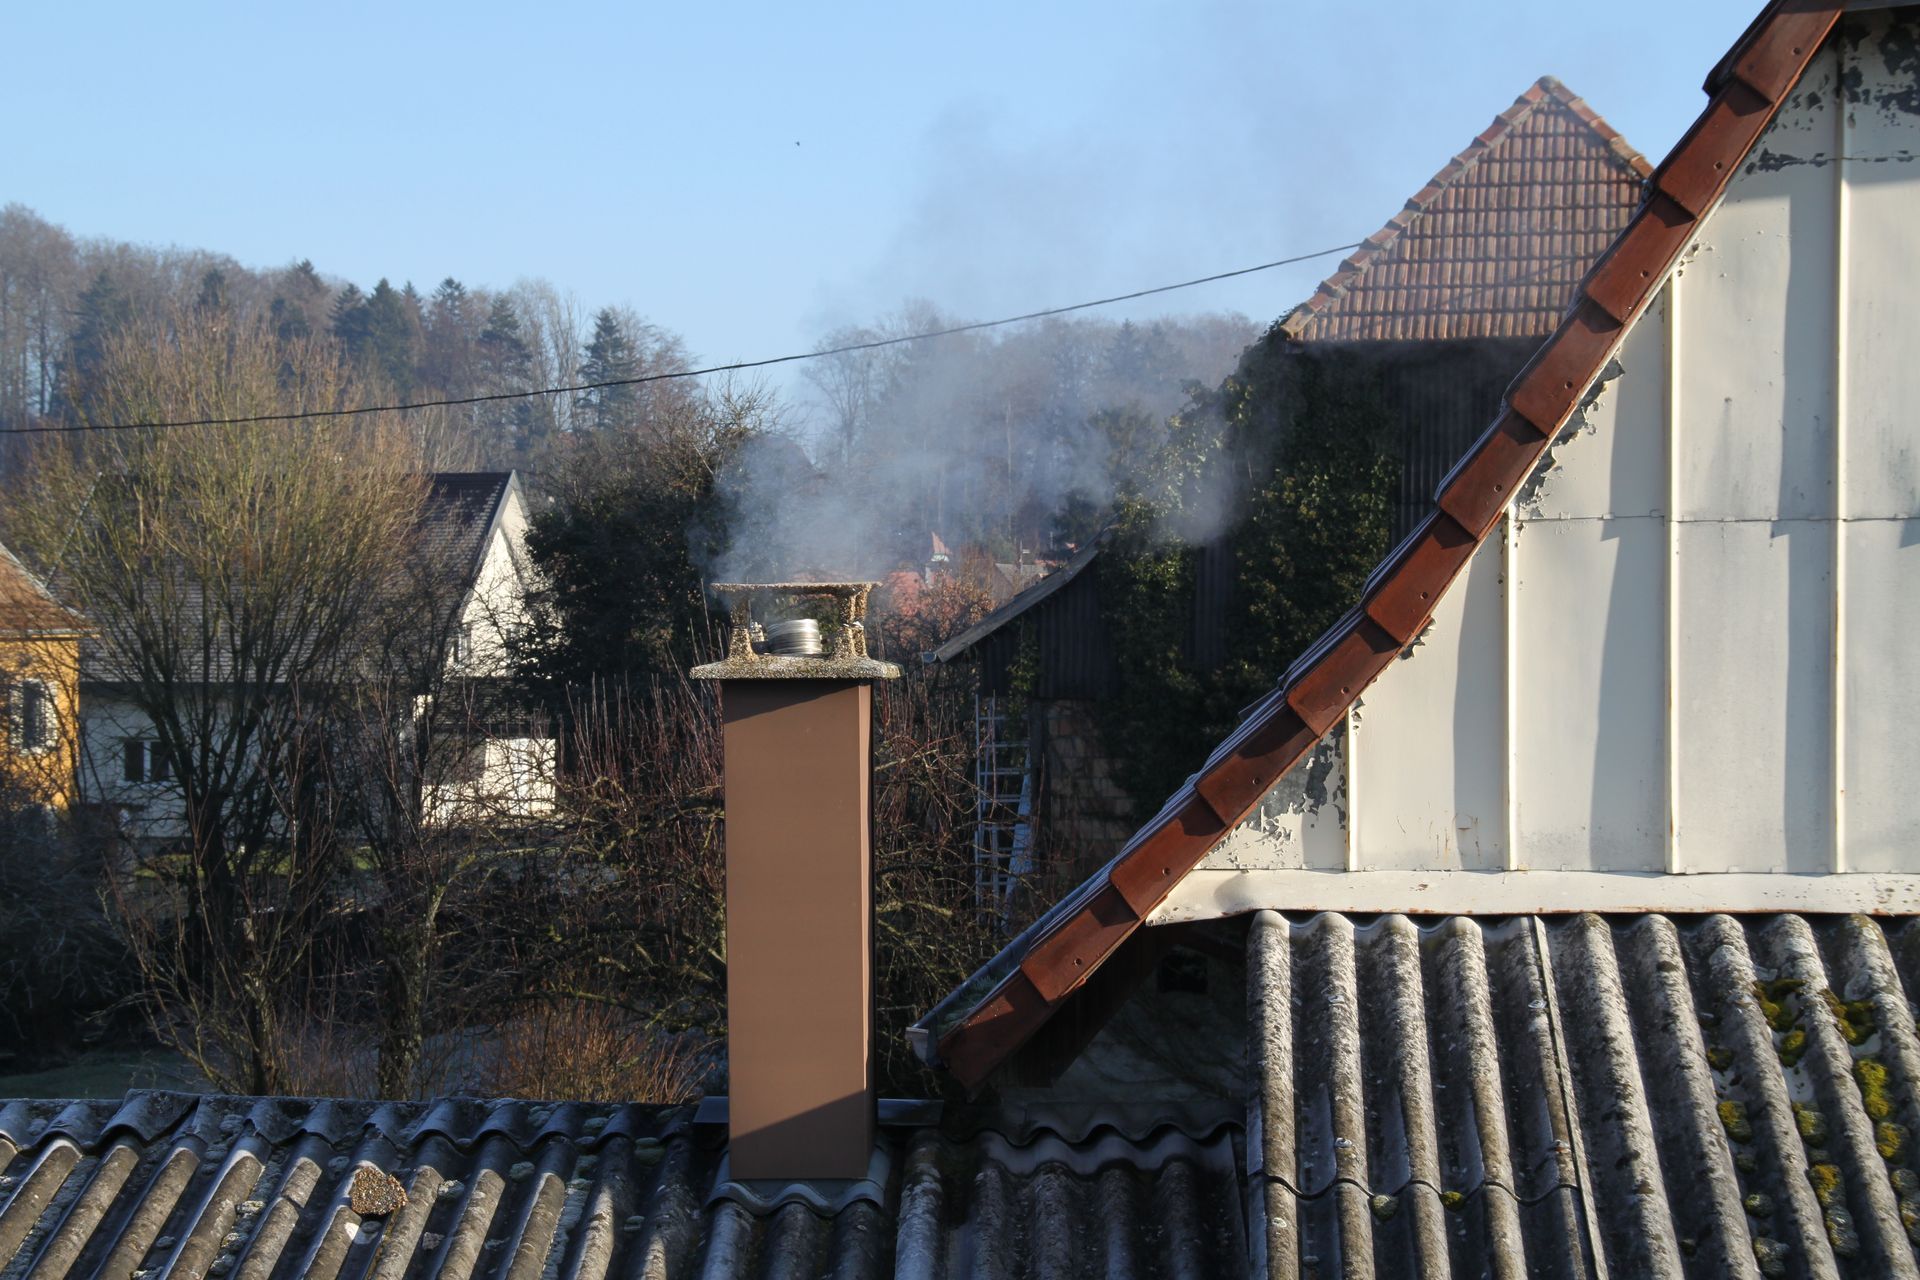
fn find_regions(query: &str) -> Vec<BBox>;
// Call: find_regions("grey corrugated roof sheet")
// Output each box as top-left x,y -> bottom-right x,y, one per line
1248,909 -> 1920,1279
0,1093 -> 1246,1279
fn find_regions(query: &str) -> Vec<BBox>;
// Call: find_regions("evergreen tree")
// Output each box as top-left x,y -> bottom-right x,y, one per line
270,260 -> 327,346
195,268 -> 230,317
270,297 -> 310,345
476,297 -> 537,463
60,270 -> 133,421
363,279 -> 423,397
330,283 -> 370,366
574,308 -> 637,432
424,278 -> 472,394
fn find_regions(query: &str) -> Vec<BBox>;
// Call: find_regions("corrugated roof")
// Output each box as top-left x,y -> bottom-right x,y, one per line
1279,77 -> 1650,345
0,540 -> 84,638
1248,909 -> 1920,1279
921,0 -> 1848,1091
0,1093 -> 1247,1279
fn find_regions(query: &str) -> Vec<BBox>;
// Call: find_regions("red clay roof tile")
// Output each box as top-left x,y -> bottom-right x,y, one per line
1280,76 -> 1650,345
0,540 -> 85,637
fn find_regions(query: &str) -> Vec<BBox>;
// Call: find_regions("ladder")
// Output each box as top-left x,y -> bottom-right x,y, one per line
972,694 -> 1033,923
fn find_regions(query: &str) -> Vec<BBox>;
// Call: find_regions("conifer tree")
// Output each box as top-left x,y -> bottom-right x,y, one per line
195,268 -> 230,317
477,297 -> 538,463
424,278 -> 473,395
60,269 -> 133,421
364,279 -> 423,398
574,307 -> 636,432
330,283 -> 370,367
270,260 -> 327,346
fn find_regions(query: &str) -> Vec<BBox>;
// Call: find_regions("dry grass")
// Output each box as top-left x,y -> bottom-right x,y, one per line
484,999 -> 708,1104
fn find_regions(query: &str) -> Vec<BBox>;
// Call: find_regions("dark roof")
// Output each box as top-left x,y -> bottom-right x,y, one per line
922,0 -> 1847,1089
78,472 -> 518,686
416,473 -> 516,595
928,532 -> 1110,665
1279,76 -> 1650,344
1248,909 -> 1920,1279
0,540 -> 84,638
0,1092 -> 1247,1279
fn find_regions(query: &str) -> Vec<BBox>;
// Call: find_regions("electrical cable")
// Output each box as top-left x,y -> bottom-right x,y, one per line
13,242 -> 1362,435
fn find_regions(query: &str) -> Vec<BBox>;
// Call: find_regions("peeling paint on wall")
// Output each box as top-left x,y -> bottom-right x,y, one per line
1517,357 -> 1629,518
1199,728 -> 1348,872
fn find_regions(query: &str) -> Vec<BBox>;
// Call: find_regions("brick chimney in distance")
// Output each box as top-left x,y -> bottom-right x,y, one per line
692,582 -> 900,1180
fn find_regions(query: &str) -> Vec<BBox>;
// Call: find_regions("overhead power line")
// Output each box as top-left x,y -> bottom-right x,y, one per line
15,242 -> 1363,436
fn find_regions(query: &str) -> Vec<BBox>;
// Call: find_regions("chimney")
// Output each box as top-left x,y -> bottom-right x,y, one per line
692,582 -> 900,1180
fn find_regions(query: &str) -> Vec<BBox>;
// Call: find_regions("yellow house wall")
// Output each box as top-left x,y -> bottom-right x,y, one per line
0,633 -> 81,810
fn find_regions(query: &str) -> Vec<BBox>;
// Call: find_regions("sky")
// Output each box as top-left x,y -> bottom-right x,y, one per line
4,0 -> 1756,399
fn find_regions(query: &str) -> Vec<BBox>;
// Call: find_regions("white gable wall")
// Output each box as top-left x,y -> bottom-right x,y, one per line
1156,13 -> 1920,921
451,482 -> 532,678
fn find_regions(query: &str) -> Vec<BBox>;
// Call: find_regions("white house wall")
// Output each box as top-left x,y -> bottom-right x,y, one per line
454,488 -> 530,678
1155,14 -> 1920,922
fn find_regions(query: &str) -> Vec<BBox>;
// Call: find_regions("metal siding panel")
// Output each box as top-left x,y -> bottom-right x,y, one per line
1523,292 -> 1670,522
1840,522 -> 1920,871
1672,520 -> 1834,872
1840,13 -> 1920,522
1031,565 -> 1116,702
1838,13 -> 1920,874
1200,734 -> 1348,872
1512,518 -> 1667,872
1348,534 -> 1507,871
1674,44 -> 1840,524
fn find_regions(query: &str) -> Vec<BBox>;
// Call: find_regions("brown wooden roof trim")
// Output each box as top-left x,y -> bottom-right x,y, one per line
1278,75 -> 1652,342
932,0 -> 1842,1091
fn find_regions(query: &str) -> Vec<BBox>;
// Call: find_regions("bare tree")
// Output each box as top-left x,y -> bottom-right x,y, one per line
10,308 -> 426,1093
327,513 -> 548,1097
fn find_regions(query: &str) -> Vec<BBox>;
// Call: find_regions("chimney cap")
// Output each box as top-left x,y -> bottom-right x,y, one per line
693,581 -> 902,681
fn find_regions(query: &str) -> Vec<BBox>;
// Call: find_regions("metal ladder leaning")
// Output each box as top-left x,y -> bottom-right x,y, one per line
972,694 -> 1033,923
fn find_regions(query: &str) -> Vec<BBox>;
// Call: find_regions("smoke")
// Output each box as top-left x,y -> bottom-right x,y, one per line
699,310 -> 1258,586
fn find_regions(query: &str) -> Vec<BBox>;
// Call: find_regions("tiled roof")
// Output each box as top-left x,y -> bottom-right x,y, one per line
1248,909 -> 1920,1278
1279,77 -> 1650,345
0,540 -> 84,637
78,472 -> 515,686
416,473 -> 515,592
921,0 -> 1847,1089
0,1093 -> 1247,1279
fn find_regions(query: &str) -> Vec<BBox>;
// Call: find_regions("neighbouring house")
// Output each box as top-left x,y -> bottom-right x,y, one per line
0,6 -> 1910,1278
933,76 -> 1650,897
922,4 -> 1920,1275
80,471 -> 553,846
0,538 -> 85,813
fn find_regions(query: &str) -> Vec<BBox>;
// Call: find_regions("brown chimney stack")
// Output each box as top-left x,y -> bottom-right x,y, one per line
693,583 -> 900,1180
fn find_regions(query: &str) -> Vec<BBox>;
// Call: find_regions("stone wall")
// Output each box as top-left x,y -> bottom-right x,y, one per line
1035,697 -> 1137,882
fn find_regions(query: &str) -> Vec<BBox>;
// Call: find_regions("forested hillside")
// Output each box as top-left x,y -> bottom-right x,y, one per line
0,203 -> 1256,574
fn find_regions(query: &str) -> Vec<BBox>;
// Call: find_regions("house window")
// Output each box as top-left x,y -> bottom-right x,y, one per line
11,680 -> 53,754
122,739 -> 170,784
451,623 -> 472,664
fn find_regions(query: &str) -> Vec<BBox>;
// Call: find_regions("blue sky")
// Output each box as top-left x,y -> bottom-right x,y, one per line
6,1 -> 1753,383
